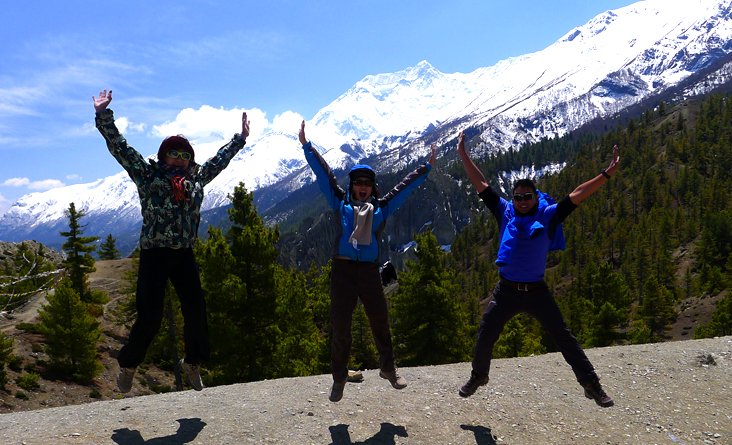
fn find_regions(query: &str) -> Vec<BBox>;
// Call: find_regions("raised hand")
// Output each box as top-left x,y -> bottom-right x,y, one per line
299,120 -> 308,146
93,89 -> 112,111
605,145 -> 620,176
457,131 -> 466,155
428,142 -> 436,166
242,112 -> 250,138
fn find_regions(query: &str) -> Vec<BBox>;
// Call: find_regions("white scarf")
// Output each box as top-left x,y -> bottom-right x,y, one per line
349,201 -> 374,247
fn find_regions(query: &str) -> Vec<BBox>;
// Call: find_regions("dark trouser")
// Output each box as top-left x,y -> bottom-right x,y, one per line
117,247 -> 210,369
472,279 -> 597,385
329,258 -> 396,383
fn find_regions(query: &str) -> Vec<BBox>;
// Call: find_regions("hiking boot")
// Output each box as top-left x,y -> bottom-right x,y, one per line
329,380 -> 346,402
459,371 -> 489,398
116,367 -> 136,393
347,370 -> 364,382
583,378 -> 614,407
179,358 -> 204,391
379,369 -> 407,389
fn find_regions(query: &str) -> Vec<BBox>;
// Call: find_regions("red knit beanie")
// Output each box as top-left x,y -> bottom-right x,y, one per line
158,135 -> 194,162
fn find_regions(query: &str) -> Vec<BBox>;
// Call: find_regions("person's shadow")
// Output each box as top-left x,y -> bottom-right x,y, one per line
329,422 -> 408,444
111,418 -> 206,445
460,424 -> 498,445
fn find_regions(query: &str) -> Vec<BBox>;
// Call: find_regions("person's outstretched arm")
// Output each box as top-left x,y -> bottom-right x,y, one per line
569,145 -> 620,205
198,111 -> 249,186
378,142 -> 434,219
93,89 -> 151,185
299,120 -> 347,208
456,131 -> 488,194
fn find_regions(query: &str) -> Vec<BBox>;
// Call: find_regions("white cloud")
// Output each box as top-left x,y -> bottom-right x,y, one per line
2,177 -> 65,191
115,117 -> 146,134
271,110 -> 305,134
28,179 -> 66,190
151,105 -> 306,143
66,174 -> 82,181
2,178 -> 30,187
0,192 -> 9,217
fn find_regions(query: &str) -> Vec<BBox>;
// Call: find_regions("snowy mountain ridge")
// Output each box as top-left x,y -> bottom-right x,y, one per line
2,0 -> 732,253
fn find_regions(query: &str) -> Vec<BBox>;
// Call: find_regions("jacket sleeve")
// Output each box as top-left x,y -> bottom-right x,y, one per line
95,109 -> 150,186
378,163 -> 432,220
302,141 -> 346,210
198,133 -> 247,187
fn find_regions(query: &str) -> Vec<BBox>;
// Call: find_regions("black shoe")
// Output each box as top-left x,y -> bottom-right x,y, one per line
583,379 -> 614,407
459,371 -> 489,398
329,380 -> 346,402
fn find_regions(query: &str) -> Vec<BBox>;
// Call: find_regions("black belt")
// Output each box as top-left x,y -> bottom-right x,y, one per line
500,277 -> 545,292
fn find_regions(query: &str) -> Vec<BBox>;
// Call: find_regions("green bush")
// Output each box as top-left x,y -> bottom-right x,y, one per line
89,389 -> 102,398
14,391 -> 27,400
16,372 -> 40,390
150,385 -> 172,393
15,323 -> 41,334
7,356 -> 23,372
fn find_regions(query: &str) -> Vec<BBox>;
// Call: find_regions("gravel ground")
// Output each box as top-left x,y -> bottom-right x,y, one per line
0,336 -> 729,445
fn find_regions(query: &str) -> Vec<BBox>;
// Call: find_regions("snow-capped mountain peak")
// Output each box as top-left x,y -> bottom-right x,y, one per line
3,0 -> 732,255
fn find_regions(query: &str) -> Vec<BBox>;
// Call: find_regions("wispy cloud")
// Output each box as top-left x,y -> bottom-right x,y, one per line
0,192 -> 9,217
66,174 -> 82,181
2,177 -> 66,191
160,29 -> 291,66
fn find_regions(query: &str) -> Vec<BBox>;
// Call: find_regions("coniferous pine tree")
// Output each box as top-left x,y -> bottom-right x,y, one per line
391,230 -> 471,366
273,267 -> 326,377
305,261 -> 333,371
60,203 -> 99,302
98,234 -> 121,260
196,183 -> 281,384
349,302 -> 379,371
693,293 -> 732,338
635,276 -> 676,342
37,277 -> 103,382
0,333 -> 13,387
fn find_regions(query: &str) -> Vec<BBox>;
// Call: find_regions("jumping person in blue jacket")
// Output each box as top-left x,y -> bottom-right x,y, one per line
456,130 -> 620,407
299,120 -> 435,402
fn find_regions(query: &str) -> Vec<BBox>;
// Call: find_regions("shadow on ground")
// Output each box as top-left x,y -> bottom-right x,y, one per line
329,422 -> 408,444
111,418 -> 206,445
461,424 -> 498,445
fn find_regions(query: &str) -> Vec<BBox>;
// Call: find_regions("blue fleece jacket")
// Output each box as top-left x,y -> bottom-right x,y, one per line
495,191 -> 566,282
303,141 -> 431,263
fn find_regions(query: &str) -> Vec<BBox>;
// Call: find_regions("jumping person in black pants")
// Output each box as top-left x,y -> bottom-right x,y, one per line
94,89 -> 250,393
456,130 -> 619,407
299,120 -> 435,402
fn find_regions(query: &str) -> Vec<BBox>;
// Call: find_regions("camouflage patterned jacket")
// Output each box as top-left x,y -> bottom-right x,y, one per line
95,109 -> 246,250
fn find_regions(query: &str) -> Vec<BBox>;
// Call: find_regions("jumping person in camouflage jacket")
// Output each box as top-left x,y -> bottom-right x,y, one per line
93,89 -> 250,393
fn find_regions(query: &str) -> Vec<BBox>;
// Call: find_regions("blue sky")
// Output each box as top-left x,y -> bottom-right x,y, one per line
0,0 -> 632,216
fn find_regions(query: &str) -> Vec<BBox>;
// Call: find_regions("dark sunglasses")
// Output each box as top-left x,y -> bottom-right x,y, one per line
166,150 -> 192,161
353,180 -> 373,187
513,192 -> 535,202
